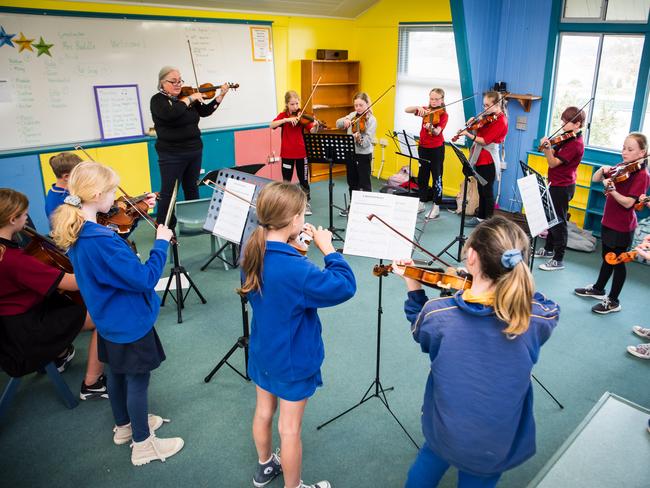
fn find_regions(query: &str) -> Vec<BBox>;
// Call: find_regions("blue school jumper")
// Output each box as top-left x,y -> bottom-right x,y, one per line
67,221 -> 168,344
247,241 -> 356,400
404,290 -> 559,477
45,185 -> 69,220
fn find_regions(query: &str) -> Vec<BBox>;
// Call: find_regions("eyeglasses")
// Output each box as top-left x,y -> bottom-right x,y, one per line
164,79 -> 184,86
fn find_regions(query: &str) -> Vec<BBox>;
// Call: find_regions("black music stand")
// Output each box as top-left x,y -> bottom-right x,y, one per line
202,169 -> 272,384
436,142 -> 488,262
317,257 -> 419,449
303,132 -> 355,242
389,130 -> 428,199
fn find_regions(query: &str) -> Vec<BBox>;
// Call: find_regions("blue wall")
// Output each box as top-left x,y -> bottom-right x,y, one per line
462,0 -> 554,211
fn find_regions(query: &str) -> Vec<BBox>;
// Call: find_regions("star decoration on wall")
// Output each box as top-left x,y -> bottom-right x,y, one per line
14,32 -> 34,53
32,36 -> 54,57
0,26 -> 16,48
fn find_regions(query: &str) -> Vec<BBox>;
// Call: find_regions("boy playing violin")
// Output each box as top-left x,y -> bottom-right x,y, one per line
45,152 -> 83,223
536,106 -> 586,271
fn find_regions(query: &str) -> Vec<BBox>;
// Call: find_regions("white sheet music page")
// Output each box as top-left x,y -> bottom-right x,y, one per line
212,179 -> 256,244
343,191 -> 418,261
517,174 -> 549,237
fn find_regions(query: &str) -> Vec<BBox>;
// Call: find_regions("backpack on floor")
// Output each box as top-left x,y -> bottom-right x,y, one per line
453,177 -> 479,216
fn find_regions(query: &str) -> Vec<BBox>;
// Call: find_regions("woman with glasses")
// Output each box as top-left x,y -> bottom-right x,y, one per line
150,66 -> 230,228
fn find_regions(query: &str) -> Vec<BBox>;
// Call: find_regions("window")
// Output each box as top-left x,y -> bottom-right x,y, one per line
562,0 -> 650,22
643,91 -> 650,132
394,25 -> 464,141
549,33 -> 644,150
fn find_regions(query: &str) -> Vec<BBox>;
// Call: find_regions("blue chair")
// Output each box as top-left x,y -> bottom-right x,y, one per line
0,362 -> 79,423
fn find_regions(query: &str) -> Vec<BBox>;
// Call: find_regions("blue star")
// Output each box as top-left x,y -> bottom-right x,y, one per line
0,26 -> 16,48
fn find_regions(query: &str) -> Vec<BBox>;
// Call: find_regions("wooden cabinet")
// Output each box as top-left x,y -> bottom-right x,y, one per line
301,59 -> 360,181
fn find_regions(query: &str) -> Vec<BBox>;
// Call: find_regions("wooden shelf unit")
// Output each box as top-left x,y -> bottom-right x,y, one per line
506,93 -> 542,112
301,59 -> 360,181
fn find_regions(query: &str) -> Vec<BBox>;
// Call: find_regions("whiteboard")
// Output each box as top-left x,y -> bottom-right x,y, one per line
0,11 -> 276,151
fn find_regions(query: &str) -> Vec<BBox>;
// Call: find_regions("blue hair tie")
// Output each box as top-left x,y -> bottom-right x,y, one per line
501,249 -> 523,269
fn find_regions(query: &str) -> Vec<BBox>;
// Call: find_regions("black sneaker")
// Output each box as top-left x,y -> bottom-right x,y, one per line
80,374 -> 109,400
253,449 -> 282,487
574,285 -> 606,300
592,297 -> 621,314
54,344 -> 75,373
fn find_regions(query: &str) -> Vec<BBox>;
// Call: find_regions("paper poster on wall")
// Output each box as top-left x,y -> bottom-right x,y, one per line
93,84 -> 145,140
250,26 -> 272,61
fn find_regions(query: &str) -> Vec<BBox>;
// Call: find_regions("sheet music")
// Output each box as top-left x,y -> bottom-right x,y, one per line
517,174 -> 550,237
212,179 -> 256,244
343,191 -> 419,260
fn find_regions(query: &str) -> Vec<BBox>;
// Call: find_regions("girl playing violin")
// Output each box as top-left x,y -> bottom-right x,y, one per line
405,88 -> 448,220
0,188 -> 105,400
50,162 -> 183,466
270,90 -> 321,216
336,92 -> 377,216
239,182 -> 356,488
575,132 -> 650,314
150,66 -> 230,229
536,106 -> 586,271
458,91 -> 508,226
394,216 -> 558,488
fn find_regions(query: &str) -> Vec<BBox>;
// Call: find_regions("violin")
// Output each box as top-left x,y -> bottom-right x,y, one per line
451,113 -> 499,142
634,195 -> 649,211
351,112 -> 368,134
291,110 -> 327,129
373,263 -> 472,292
425,107 -> 445,132
604,250 -> 637,265
537,131 -> 576,152
289,230 -> 312,256
97,192 -> 158,234
604,158 -> 648,184
180,82 -> 239,102
20,226 -> 84,306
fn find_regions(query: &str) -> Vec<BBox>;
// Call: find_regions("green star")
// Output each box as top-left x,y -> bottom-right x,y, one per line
32,36 -> 53,57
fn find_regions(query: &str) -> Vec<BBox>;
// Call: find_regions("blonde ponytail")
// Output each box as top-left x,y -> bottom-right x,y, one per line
237,182 -> 307,295
464,216 -> 534,336
51,161 -> 119,250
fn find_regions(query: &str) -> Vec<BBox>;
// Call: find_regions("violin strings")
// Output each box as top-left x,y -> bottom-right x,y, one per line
117,186 -> 158,231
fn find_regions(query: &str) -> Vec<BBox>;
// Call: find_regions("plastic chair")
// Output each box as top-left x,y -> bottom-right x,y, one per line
0,362 -> 79,423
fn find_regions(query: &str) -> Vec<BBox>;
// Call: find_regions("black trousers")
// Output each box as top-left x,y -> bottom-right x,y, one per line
346,152 -> 372,197
594,225 -> 634,301
417,145 -> 445,204
544,184 -> 575,261
156,149 -> 202,228
281,158 -> 311,200
475,163 -> 496,219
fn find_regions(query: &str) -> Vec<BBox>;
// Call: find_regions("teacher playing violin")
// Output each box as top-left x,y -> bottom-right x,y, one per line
150,66 -> 230,228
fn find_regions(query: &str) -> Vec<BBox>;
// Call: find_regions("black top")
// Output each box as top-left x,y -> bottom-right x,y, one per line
150,92 -> 219,153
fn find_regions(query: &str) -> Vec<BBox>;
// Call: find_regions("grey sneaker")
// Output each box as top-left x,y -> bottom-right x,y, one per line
339,208 -> 348,217
417,202 -> 425,214
299,482 -> 331,488
465,217 -> 483,227
591,296 -> 621,314
253,449 -> 282,487
425,204 -> 440,220
574,285 -> 606,299
535,248 -> 554,258
305,203 -> 313,216
539,259 -> 564,271
632,326 -> 650,340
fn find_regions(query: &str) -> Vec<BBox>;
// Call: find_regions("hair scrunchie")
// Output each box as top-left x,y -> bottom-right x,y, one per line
63,194 -> 82,208
501,249 -> 523,269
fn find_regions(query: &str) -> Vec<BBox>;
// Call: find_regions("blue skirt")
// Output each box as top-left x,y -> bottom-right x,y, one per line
248,360 -> 323,402
97,327 -> 165,375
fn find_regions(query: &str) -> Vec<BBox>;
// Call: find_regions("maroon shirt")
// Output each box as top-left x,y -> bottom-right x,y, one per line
548,133 -> 584,187
475,113 -> 508,166
417,109 -> 448,148
273,111 -> 314,159
0,238 -> 63,316
601,167 -> 650,233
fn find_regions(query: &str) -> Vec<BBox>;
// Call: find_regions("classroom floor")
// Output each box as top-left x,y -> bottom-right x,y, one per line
1,177 -> 649,488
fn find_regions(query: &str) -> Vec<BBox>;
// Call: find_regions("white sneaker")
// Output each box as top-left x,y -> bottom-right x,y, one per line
425,204 -> 440,220
305,203 -> 313,216
632,326 -> 650,340
131,434 -> 184,466
296,481 -> 331,488
113,414 -> 168,445
417,202 -> 425,213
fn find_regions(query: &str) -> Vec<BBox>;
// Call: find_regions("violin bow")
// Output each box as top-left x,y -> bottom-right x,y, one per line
544,97 -> 594,142
187,40 -> 201,92
74,144 -> 95,162
117,186 -> 158,231
424,93 -> 477,116
164,181 -> 178,229
298,76 -> 322,119
366,213 -> 453,268
203,179 -> 256,208
350,84 -> 395,124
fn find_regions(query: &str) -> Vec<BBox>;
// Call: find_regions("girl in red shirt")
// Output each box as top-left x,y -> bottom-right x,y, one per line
575,133 -> 650,314
270,91 -> 321,216
405,88 -> 448,220
459,91 -> 508,225
0,188 -> 105,399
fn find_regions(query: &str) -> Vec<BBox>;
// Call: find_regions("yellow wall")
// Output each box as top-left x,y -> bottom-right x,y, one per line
7,0 -> 457,191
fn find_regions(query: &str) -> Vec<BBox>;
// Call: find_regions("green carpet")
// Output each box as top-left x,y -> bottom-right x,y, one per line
1,177 -> 649,487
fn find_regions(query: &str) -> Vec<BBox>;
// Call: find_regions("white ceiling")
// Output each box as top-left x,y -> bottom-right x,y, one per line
70,0 -> 380,18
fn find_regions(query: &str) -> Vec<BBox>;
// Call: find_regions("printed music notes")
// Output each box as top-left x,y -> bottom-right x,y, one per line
212,178 -> 256,244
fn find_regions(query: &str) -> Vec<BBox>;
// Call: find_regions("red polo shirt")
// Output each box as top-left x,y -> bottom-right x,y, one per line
417,109 -> 448,149
273,111 -> 314,159
548,133 -> 585,187
601,167 -> 650,233
475,113 -> 508,166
